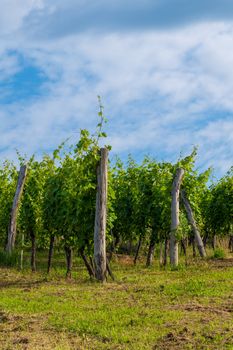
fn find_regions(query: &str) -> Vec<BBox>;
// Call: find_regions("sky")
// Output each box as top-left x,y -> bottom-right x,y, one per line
0,0 -> 233,177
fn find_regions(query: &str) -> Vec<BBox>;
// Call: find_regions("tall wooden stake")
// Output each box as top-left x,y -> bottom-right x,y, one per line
94,148 -> 108,282
181,189 -> 206,258
20,233 -> 24,270
170,168 -> 184,267
6,164 -> 28,253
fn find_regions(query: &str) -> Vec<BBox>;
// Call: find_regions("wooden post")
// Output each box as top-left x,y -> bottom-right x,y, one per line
134,234 -> 142,265
106,260 -> 115,281
159,242 -> 163,266
94,148 -> 108,282
181,190 -> 206,258
228,235 -> 233,252
20,233 -> 24,270
30,231 -> 36,272
47,235 -> 55,274
170,168 -> 184,267
65,246 -> 72,279
146,236 -> 156,267
212,234 -> 217,250
6,164 -> 28,253
163,238 -> 169,266
79,249 -> 95,278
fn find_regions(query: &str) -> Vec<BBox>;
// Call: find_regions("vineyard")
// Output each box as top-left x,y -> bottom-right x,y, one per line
0,112 -> 233,349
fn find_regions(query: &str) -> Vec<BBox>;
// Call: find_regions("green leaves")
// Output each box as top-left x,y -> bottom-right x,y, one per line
202,171 -> 233,236
0,161 -> 17,241
0,108 -> 231,260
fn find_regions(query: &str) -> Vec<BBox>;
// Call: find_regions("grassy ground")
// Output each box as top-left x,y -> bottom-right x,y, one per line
0,253 -> 233,349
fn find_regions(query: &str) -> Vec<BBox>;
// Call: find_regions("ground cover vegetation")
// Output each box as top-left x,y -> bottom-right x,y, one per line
1,256 -> 233,349
0,104 -> 232,349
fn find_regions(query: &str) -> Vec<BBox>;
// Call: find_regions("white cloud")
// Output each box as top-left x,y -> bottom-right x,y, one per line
0,15 -> 232,176
0,0 -> 44,35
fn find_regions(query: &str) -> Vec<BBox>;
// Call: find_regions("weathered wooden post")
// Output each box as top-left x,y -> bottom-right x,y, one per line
94,148 -> 108,282
181,189 -> 206,258
30,231 -> 36,272
170,168 -> 184,267
146,234 -> 156,267
64,246 -> 72,279
6,164 -> 28,253
20,233 -> 24,270
163,238 -> 169,266
47,235 -> 55,274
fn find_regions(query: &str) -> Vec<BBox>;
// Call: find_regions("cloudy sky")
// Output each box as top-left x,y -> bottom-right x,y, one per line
0,0 -> 233,176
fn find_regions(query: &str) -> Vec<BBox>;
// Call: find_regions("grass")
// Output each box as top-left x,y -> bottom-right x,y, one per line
0,250 -> 19,267
0,253 -> 233,349
212,248 -> 226,259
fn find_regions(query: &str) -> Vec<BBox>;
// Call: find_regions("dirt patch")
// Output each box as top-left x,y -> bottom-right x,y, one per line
170,302 -> 233,315
0,279 -> 46,290
0,311 -> 23,325
154,326 -> 233,350
209,258 -> 233,268
113,254 -> 135,265
1,329 -> 77,349
0,312 -> 9,323
13,337 -> 29,344
1,330 -> 82,350
0,312 -> 102,350
153,327 -> 196,350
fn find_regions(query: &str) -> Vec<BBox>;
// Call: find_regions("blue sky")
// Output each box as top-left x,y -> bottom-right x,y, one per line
0,0 -> 233,176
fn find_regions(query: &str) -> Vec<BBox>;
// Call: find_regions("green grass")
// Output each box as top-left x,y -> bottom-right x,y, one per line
0,254 -> 233,349
212,248 -> 226,259
0,250 -> 19,267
